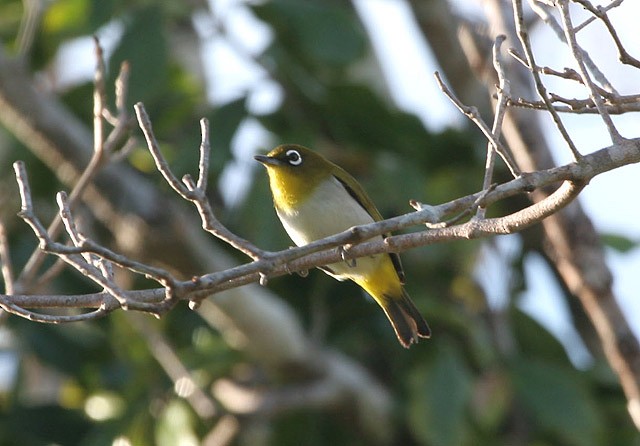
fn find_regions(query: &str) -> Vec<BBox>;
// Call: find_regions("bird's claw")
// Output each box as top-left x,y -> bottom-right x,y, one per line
339,245 -> 357,268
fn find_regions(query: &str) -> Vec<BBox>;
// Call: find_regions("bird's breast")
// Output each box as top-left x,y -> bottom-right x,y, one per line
276,176 -> 385,282
276,176 -> 376,245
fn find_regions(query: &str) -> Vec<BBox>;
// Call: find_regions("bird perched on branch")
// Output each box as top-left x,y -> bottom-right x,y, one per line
255,144 -> 430,348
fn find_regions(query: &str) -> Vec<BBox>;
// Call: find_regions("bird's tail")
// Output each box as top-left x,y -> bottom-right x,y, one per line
381,289 -> 431,348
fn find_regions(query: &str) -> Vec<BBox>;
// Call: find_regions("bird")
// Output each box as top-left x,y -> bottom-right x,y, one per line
254,144 -> 430,348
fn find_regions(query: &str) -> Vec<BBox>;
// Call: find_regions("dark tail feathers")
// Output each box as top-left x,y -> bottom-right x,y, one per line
382,289 -> 431,348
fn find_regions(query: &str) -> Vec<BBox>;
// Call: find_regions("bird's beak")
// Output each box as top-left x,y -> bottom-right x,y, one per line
254,154 -> 282,166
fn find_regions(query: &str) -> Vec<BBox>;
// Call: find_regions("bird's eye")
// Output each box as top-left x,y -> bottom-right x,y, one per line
285,149 -> 302,166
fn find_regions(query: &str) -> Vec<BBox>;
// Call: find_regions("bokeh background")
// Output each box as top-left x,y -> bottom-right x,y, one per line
0,0 -> 639,445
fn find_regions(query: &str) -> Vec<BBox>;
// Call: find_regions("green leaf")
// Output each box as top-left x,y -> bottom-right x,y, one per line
253,0 -> 366,68
19,321 -> 108,377
0,1 -> 26,46
2,405 -> 90,445
512,308 -> 573,366
510,357 -> 603,446
322,84 -> 399,148
108,5 -> 168,106
601,233 -> 637,253
43,0 -> 91,36
408,342 -> 472,446
89,0 -> 115,30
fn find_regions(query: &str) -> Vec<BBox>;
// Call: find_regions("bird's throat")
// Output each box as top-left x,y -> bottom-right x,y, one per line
267,170 -> 315,212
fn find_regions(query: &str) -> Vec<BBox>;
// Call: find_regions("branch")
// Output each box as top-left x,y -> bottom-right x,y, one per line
481,0 -> 640,430
557,0 -> 623,144
15,38 -> 136,292
477,34 -> 517,219
572,0 -> 640,68
3,135 -> 638,316
133,104 -> 267,262
0,221 -> 15,296
0,35 -> 394,441
434,71 -> 519,178
512,0 -> 582,160
530,0 -> 618,93
509,94 -> 640,114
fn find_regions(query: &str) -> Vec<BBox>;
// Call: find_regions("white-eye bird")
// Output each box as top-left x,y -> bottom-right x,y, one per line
254,144 -> 430,348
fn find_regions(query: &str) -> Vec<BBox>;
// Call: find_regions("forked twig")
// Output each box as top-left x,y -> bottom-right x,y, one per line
511,0 -> 582,160
434,71 -> 520,178
134,103 -> 269,261
557,0 -> 624,144
478,35 -> 517,218
16,38 -> 135,291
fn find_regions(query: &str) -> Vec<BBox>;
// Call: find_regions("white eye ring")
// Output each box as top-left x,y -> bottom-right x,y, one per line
286,149 -> 302,166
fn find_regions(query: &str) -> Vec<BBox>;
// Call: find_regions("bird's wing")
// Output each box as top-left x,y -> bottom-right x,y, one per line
332,170 -> 406,284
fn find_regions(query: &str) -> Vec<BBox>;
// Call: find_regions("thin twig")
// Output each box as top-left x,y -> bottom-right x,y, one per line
134,103 -> 267,261
92,36 -> 106,159
572,0 -> 640,68
0,295 -> 111,323
478,35 -> 516,218
509,97 -> 640,114
0,222 -> 14,295
14,165 -> 173,317
134,103 -> 193,196
557,0 -> 624,145
103,61 -> 134,154
197,118 -> 210,191
104,61 -> 131,125
530,0 -> 618,93
511,0 -> 582,160
573,0 -> 624,33
55,191 -> 178,290
15,0 -> 42,56
16,39 -> 134,290
434,72 -> 520,178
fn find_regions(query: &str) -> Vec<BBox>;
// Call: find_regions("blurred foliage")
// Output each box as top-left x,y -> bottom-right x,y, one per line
0,0 -> 638,445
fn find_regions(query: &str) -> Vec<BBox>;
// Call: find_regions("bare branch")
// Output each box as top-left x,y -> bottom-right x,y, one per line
16,39 -> 135,291
134,102 -> 267,261
530,0 -> 618,93
0,296 -> 110,323
0,221 -> 14,295
15,0 -> 43,56
4,136 -> 639,319
512,0 -> 582,160
557,0 -> 624,144
573,0 -> 625,33
478,34 -> 516,218
477,0 -> 640,430
197,118 -> 211,191
509,95 -> 640,114
434,71 -> 520,178
92,36 -> 107,158
572,0 -> 640,68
